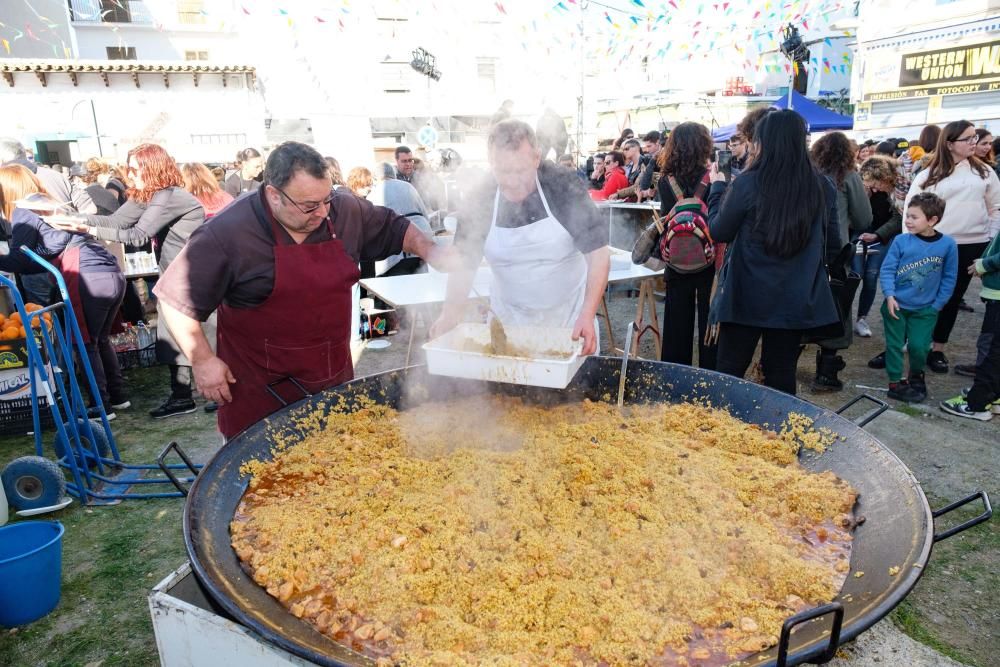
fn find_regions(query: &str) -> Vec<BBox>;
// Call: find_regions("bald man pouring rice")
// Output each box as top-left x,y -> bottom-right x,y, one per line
431,120 -> 610,352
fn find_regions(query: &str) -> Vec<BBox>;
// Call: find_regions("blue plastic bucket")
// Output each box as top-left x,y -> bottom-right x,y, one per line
0,521 -> 65,627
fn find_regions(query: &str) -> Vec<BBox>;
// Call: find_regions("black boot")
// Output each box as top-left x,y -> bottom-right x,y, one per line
908,370 -> 927,401
812,349 -> 846,392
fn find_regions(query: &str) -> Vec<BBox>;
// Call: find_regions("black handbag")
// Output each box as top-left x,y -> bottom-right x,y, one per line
802,242 -> 859,344
631,209 -> 667,271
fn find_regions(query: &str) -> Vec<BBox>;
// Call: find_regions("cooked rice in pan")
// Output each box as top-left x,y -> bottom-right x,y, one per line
231,396 -> 856,666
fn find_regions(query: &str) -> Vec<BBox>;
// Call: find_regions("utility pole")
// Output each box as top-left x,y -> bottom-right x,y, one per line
90,100 -> 103,157
576,1 -> 586,162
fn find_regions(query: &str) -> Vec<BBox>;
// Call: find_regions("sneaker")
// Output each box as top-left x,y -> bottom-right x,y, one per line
888,381 -> 924,403
868,351 -> 886,369
149,398 -> 197,419
926,350 -> 949,374
939,396 -> 992,421
110,399 -> 131,410
954,364 -> 977,377
204,401 -> 219,413
959,388 -> 1000,414
854,318 -> 872,337
87,406 -> 116,422
957,299 -> 974,313
908,371 -> 927,400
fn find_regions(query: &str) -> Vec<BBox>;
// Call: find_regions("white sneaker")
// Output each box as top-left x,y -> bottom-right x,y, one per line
854,318 -> 872,337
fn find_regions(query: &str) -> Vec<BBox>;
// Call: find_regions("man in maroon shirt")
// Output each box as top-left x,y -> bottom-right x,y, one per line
155,142 -> 457,438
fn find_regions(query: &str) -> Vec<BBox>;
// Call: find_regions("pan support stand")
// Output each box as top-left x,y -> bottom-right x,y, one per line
614,276 -> 661,358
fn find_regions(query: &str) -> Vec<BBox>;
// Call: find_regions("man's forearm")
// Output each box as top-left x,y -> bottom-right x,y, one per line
581,247 -> 610,319
159,299 -> 214,363
401,223 -> 434,258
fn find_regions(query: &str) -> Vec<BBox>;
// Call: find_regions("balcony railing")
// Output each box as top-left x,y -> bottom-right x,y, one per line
69,0 -> 154,25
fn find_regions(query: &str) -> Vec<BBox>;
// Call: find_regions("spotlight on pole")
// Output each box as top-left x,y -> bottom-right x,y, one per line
410,47 -> 442,81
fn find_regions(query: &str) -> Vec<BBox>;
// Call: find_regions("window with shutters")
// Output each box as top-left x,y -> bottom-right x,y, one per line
106,46 -> 137,60
178,0 -> 206,24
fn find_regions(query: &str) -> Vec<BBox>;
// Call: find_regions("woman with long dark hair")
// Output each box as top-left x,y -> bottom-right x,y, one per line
905,120 -> 1000,374
706,110 -> 841,394
975,128 -> 995,167
808,131 -> 872,390
47,143 -> 209,419
224,147 -> 263,197
655,121 -> 717,368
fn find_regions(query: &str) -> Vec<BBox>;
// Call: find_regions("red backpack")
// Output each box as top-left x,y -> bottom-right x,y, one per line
658,173 -> 715,273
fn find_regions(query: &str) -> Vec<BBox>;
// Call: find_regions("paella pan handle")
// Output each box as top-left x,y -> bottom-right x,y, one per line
617,322 -> 635,408
834,394 -> 889,427
265,376 -> 313,407
932,490 -> 993,543
776,601 -> 844,667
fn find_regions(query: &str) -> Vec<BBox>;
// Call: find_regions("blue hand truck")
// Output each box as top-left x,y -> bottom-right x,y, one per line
0,247 -> 199,510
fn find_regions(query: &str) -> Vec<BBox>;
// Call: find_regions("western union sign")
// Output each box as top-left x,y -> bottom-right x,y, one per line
899,39 -> 1000,87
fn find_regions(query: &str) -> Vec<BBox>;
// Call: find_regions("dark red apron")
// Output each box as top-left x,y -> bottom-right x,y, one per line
54,246 -> 91,344
215,199 -> 360,439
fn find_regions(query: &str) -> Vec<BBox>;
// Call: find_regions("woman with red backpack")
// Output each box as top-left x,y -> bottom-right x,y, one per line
655,122 -> 718,368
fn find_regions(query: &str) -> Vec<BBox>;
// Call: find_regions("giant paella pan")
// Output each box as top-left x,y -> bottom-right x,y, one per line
184,358 -> 991,666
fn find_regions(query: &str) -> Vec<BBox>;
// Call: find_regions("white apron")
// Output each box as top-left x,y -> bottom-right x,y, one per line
484,174 -> 588,328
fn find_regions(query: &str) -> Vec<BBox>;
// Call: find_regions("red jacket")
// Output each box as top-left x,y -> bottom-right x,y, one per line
589,166 -> 628,201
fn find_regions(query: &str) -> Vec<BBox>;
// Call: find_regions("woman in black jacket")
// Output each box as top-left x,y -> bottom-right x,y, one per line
47,144 -> 208,419
656,122 -> 717,369
707,110 -> 841,395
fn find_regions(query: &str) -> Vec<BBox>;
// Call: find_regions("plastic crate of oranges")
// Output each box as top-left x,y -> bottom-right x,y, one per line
0,304 -> 53,370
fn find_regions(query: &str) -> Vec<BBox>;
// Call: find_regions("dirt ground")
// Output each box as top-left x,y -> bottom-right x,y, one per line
0,282 -> 995,666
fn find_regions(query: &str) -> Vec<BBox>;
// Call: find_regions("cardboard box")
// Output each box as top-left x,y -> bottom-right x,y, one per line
0,338 -> 32,371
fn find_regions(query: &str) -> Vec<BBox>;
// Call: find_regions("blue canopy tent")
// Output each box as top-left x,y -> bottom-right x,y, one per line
711,91 -> 853,141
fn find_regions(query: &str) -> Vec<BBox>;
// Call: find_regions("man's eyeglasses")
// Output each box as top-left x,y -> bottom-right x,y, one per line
274,186 -> 335,215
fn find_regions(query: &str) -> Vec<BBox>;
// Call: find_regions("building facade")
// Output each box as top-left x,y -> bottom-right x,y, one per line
1,0 -> 263,165
851,0 -> 1000,139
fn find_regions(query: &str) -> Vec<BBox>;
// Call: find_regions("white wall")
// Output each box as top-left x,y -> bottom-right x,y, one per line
1,68 -> 265,164
72,25 -> 245,62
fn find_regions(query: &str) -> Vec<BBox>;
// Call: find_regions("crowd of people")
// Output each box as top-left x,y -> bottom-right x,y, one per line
0,136 -> 455,436
0,105 -> 998,435
567,112 -> 1000,420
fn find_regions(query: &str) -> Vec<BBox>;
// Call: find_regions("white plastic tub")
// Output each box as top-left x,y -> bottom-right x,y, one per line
423,323 -> 585,389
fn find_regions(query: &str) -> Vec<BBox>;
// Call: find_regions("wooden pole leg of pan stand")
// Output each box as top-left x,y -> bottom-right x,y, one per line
405,306 -> 426,367
599,295 -> 616,352
630,277 -> 661,358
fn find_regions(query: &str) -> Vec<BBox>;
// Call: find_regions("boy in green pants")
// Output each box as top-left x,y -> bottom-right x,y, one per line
879,193 -> 958,402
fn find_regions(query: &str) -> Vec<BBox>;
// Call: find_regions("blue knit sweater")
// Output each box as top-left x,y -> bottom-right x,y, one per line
879,231 -> 958,311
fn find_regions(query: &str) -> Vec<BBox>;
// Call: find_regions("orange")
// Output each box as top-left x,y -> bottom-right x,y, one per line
8,312 -> 20,324
2,327 -> 18,340
25,303 -> 40,313
17,326 -> 25,338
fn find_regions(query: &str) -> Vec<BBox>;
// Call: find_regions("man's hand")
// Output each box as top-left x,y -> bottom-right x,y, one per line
886,296 -> 900,320
572,314 -> 598,355
193,354 -> 237,404
968,261 -> 983,276
429,309 -> 461,340
859,233 -> 879,244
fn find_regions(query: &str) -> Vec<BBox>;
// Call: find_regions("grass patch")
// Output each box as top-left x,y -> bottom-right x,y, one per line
893,404 -> 924,418
891,601 -> 978,666
0,365 -> 220,667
